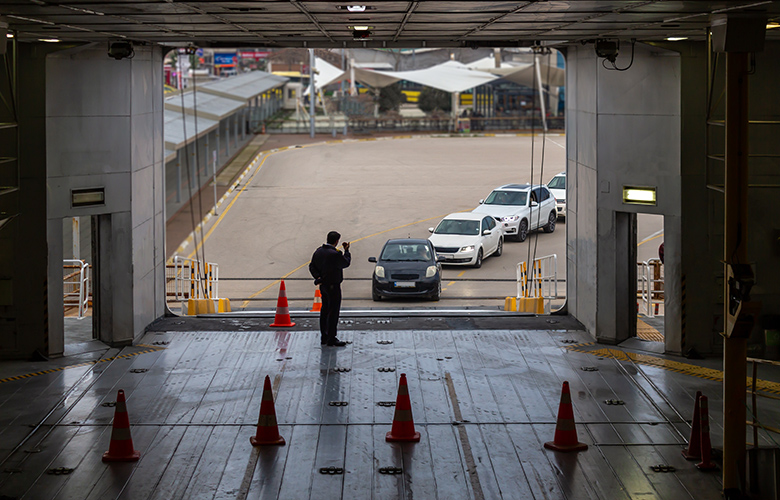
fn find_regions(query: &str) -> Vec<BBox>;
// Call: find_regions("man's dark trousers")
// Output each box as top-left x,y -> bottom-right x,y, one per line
320,283 -> 342,344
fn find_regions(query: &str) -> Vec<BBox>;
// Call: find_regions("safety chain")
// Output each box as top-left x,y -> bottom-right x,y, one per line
101,401 -> 117,407
328,401 -> 349,407
130,368 -> 149,373
152,341 -> 170,346
377,340 -> 393,345
560,339 -> 577,344
319,466 -> 344,475
47,467 -> 75,475
604,399 -> 625,405
580,367 -> 599,372
650,465 -> 676,473
378,467 -> 403,475
377,367 -> 396,372
332,367 -> 351,373
376,401 -> 396,407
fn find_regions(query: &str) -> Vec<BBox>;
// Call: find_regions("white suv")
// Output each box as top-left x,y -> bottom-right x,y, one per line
473,184 -> 557,241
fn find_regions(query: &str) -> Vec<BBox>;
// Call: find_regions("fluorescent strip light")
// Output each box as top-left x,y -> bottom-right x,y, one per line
767,22 -> 780,30
665,37 -> 688,41
39,38 -> 61,43
71,188 -> 105,207
623,186 -> 657,206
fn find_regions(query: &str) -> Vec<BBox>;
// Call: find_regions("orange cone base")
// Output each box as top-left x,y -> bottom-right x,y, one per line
681,449 -> 701,460
386,430 -> 420,443
695,461 -> 717,471
102,449 -> 140,462
270,321 -> 295,327
544,440 -> 588,452
250,435 -> 286,446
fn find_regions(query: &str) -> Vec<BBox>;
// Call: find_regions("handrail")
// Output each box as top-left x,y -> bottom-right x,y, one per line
63,259 -> 89,319
168,256 -> 219,301
516,254 -> 558,313
637,258 -> 663,317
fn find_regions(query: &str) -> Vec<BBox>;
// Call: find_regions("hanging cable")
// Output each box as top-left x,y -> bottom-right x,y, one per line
189,47 -> 209,296
530,49 -> 553,272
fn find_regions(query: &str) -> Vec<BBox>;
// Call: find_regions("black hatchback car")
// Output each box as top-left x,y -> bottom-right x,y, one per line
368,239 -> 442,301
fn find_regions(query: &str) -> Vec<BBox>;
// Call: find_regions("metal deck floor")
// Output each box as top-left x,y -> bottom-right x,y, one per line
1,320 -> 777,500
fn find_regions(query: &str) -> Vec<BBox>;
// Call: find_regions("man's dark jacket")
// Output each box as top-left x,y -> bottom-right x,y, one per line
309,244 -> 351,285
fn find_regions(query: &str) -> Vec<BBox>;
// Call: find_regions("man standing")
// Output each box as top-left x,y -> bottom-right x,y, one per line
309,231 -> 351,347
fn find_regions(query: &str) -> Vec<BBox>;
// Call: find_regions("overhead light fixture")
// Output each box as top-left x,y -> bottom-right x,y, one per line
71,187 -> 105,208
350,25 -> 370,31
623,186 -> 657,206
767,22 -> 780,29
665,36 -> 688,41
6,33 -> 12,39
39,38 -> 60,43
336,5 -> 374,11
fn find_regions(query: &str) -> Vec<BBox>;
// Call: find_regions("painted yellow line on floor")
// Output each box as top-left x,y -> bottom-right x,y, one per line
186,151 -> 279,260
566,344 -> 780,395
0,347 -> 165,385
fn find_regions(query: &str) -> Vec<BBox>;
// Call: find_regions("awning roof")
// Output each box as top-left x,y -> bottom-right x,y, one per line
354,60 -> 501,93
199,71 -> 288,103
164,109 -> 219,151
164,91 -> 246,122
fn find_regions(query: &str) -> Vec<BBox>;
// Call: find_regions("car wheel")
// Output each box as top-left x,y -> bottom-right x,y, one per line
517,220 -> 529,242
543,211 -> 556,233
430,282 -> 441,301
494,237 -> 503,257
473,248 -> 483,268
372,290 -> 381,301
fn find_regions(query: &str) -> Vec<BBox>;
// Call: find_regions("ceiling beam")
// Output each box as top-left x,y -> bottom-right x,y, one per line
393,2 -> 420,42
290,0 -> 336,44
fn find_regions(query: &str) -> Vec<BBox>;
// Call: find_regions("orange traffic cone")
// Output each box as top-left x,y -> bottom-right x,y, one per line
311,288 -> 322,312
386,373 -> 421,442
250,375 -> 286,446
544,381 -> 588,452
696,395 -> 717,470
270,280 -> 295,327
682,391 -> 702,460
102,390 -> 140,462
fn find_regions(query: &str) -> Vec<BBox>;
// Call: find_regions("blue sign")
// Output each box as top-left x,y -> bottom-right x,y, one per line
196,48 -> 204,57
214,52 -> 237,66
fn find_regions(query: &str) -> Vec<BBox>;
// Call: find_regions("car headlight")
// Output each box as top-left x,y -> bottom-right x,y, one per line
461,245 -> 475,252
375,266 -> 385,278
503,215 -> 520,222
426,265 -> 437,278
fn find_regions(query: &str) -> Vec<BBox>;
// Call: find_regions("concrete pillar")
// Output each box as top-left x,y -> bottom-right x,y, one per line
45,43 -> 166,348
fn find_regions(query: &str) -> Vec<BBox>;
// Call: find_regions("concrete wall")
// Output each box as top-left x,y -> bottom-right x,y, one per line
566,42 -> 682,345
45,44 -> 166,350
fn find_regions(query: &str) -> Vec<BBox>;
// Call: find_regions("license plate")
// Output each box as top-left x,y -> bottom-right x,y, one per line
442,255 -> 453,260
394,281 -> 415,288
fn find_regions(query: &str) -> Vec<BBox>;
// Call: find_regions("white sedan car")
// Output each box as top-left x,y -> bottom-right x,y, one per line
547,172 -> 566,219
428,212 -> 503,268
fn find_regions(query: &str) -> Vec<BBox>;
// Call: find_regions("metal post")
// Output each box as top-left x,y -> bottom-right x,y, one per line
309,49 -> 315,138
722,50 -> 750,494
176,155 -> 181,203
72,217 -> 80,260
212,149 -> 218,216
535,54 -> 548,132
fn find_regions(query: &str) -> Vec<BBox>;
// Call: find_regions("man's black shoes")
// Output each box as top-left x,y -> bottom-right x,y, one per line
326,339 -> 347,347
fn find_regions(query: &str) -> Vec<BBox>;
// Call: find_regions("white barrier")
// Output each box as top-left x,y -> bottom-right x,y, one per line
516,254 -> 558,313
638,258 -> 664,317
63,259 -> 90,319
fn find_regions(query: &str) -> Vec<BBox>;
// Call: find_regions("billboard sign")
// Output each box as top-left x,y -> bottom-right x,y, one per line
214,52 -> 237,67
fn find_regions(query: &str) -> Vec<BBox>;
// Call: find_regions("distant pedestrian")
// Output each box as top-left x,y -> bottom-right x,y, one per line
659,242 -> 665,264
309,231 -> 351,347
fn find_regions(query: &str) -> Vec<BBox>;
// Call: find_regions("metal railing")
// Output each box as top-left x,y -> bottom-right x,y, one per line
516,254 -> 558,313
638,258 -> 664,317
167,256 -> 219,301
63,259 -> 90,319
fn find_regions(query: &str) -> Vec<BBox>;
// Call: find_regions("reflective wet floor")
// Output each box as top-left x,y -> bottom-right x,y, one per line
1,316 -> 777,499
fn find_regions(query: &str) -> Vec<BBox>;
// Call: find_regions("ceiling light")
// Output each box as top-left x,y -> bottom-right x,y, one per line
349,25 -> 370,31
665,37 -> 688,41
347,5 -> 366,12
623,186 -> 657,206
39,38 -> 60,43
767,22 -> 780,30
6,33 -> 12,39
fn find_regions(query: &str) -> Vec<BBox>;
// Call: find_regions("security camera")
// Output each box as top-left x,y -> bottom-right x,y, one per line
594,39 -> 619,63
108,42 -> 134,60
